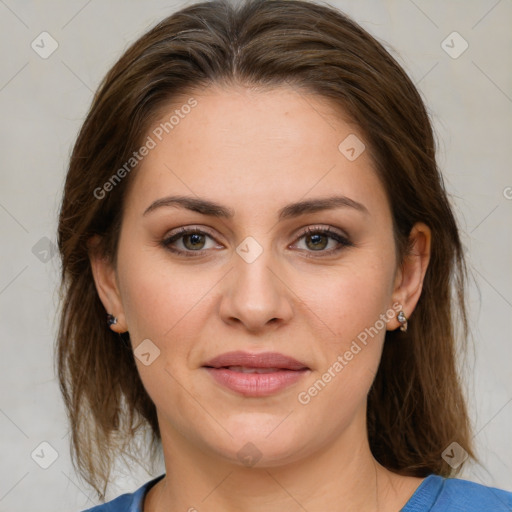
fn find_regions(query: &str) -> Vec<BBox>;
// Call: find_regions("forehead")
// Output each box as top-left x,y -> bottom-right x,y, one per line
123,85 -> 389,220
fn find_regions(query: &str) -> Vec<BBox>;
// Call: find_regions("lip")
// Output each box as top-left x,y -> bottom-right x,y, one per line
202,351 -> 310,397
202,351 -> 309,370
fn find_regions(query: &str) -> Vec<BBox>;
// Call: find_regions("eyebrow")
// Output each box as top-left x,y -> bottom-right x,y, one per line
142,194 -> 368,219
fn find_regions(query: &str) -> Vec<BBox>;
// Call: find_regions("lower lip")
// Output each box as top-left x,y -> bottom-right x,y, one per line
203,367 -> 310,397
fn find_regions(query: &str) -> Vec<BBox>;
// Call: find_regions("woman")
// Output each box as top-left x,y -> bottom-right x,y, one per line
56,0 -> 512,510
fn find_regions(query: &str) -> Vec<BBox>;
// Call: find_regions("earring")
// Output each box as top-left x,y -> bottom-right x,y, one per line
397,310 -> 408,332
106,313 -> 118,326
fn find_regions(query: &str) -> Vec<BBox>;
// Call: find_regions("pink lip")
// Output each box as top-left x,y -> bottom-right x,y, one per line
203,351 -> 309,370
202,351 -> 310,397
204,368 -> 310,397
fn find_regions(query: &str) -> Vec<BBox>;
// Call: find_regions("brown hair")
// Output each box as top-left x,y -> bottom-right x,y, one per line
57,0 -> 475,498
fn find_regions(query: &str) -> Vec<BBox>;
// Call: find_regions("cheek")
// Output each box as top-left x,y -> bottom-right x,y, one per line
117,244 -> 210,339
295,255 -> 396,343
295,268 -> 391,426
117,254 -> 207,418
292,250 -> 396,404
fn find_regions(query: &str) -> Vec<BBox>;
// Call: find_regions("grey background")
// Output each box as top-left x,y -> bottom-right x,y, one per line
0,0 -> 511,510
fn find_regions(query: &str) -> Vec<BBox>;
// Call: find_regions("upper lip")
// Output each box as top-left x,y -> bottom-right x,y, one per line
202,351 -> 309,370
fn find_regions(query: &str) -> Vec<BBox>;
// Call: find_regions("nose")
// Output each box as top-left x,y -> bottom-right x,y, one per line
218,243 -> 294,333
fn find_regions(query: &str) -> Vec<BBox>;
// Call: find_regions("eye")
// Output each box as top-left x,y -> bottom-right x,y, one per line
161,225 -> 353,258
161,227 -> 221,257
292,226 -> 353,257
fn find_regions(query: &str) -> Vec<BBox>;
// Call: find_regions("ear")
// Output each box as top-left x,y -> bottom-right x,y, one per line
87,235 -> 127,333
388,222 -> 431,331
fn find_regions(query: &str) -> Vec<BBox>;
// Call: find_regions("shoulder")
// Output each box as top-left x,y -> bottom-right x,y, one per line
435,476 -> 512,511
80,475 -> 165,512
402,474 -> 512,512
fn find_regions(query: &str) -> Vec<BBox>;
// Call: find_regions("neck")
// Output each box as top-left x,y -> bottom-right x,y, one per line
144,413 -> 422,512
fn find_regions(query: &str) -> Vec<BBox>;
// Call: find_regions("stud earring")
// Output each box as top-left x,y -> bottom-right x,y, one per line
397,310 -> 408,332
106,313 -> 118,326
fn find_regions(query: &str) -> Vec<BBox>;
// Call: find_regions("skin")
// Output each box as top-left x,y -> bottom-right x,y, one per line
90,85 -> 431,512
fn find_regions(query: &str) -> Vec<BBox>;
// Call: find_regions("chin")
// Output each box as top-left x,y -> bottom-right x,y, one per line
203,415 -> 310,467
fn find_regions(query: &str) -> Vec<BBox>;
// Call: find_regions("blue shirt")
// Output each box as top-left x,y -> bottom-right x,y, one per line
83,474 -> 512,511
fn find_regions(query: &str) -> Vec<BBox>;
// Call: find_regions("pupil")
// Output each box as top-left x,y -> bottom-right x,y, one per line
186,233 -> 204,249
307,234 -> 327,250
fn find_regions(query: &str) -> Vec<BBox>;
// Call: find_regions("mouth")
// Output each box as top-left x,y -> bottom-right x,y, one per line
202,351 -> 310,397
213,366 -> 296,373
203,350 -> 309,370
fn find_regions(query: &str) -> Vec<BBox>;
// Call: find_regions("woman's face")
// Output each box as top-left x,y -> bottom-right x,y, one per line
94,85 -> 416,466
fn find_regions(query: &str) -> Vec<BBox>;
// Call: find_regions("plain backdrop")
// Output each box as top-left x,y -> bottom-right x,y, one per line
0,0 -> 511,510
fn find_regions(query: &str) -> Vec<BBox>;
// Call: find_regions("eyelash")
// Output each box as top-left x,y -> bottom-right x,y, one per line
160,225 -> 353,258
